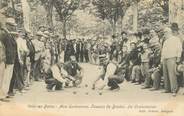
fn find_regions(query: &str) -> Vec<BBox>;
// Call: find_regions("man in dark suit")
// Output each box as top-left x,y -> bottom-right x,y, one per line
64,40 -> 75,62
83,41 -> 89,62
75,40 -> 81,62
80,39 -> 84,62
64,56 -> 83,87
0,18 -> 17,102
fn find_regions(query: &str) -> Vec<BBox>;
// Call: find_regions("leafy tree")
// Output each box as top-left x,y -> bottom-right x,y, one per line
153,0 -> 169,17
40,0 -> 54,29
92,0 -> 132,34
28,0 -> 54,30
137,0 -> 168,31
53,0 -> 80,39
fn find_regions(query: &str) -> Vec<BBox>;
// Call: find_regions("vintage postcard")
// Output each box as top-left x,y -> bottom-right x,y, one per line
0,0 -> 184,116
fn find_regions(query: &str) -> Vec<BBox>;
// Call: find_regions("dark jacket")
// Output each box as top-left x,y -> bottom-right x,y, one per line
25,37 -> 35,63
0,29 -> 17,64
76,42 -> 81,53
128,48 -> 141,65
64,61 -> 82,77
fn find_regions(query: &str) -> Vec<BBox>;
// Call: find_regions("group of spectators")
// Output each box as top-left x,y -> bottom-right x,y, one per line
0,15 -> 83,102
0,14 -> 184,103
92,23 -> 184,97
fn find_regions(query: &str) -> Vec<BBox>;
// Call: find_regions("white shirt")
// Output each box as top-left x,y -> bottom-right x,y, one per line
141,49 -> 151,63
16,37 -> 29,53
124,40 -> 131,52
51,64 -> 68,83
42,49 -> 51,71
16,37 -> 29,63
161,35 -> 182,61
104,62 -> 117,84
32,39 -> 45,60
149,36 -> 159,45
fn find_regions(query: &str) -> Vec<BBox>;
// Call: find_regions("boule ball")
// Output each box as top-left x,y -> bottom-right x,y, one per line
99,92 -> 102,95
73,91 -> 77,94
85,84 -> 88,88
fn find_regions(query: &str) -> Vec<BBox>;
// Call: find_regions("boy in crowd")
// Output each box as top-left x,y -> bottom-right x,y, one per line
129,42 -> 142,83
140,43 -> 152,88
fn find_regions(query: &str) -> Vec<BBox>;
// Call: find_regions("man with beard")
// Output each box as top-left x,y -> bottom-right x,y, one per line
64,56 -> 83,87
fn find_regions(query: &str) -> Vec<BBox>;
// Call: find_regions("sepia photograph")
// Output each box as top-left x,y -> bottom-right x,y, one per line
0,0 -> 184,116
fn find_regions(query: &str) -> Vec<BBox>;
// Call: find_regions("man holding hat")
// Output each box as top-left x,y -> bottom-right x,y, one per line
161,24 -> 182,96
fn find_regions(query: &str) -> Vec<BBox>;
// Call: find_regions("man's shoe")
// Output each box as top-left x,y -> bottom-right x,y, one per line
8,92 -> 15,96
162,91 -> 171,93
172,93 -> 177,97
135,83 -> 141,85
24,87 -> 30,91
141,86 -> 151,89
0,98 -> 10,102
131,81 -> 136,83
112,87 -> 120,92
47,89 -> 54,92
150,88 -> 158,91
19,90 -> 26,93
6,96 -> 13,99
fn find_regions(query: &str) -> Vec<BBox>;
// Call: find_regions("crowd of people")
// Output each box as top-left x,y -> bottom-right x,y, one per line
1,14 -> 184,102
92,23 -> 184,97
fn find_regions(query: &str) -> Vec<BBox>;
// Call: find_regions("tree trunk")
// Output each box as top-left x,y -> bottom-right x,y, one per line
63,20 -> 67,39
112,20 -> 116,35
120,16 -> 123,33
46,9 -> 53,29
46,1 -> 54,31
133,1 -> 138,32
11,0 -> 16,17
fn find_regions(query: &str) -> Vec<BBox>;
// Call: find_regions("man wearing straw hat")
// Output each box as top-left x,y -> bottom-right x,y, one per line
32,31 -> 45,81
0,13 -> 7,102
0,17 -> 17,102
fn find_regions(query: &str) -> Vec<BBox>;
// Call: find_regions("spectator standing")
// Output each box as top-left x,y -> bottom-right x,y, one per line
161,24 -> 182,96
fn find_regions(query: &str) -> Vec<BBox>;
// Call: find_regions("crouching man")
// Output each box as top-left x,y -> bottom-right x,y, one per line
45,61 -> 69,91
64,55 -> 84,87
93,55 -> 124,91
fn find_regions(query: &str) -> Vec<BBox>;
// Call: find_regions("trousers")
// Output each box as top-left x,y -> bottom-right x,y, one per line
0,62 -> 5,99
163,57 -> 178,93
2,64 -> 14,97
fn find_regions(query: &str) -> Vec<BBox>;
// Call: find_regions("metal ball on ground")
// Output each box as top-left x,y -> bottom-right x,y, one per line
73,91 -> 77,94
85,84 -> 88,88
99,92 -> 102,95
